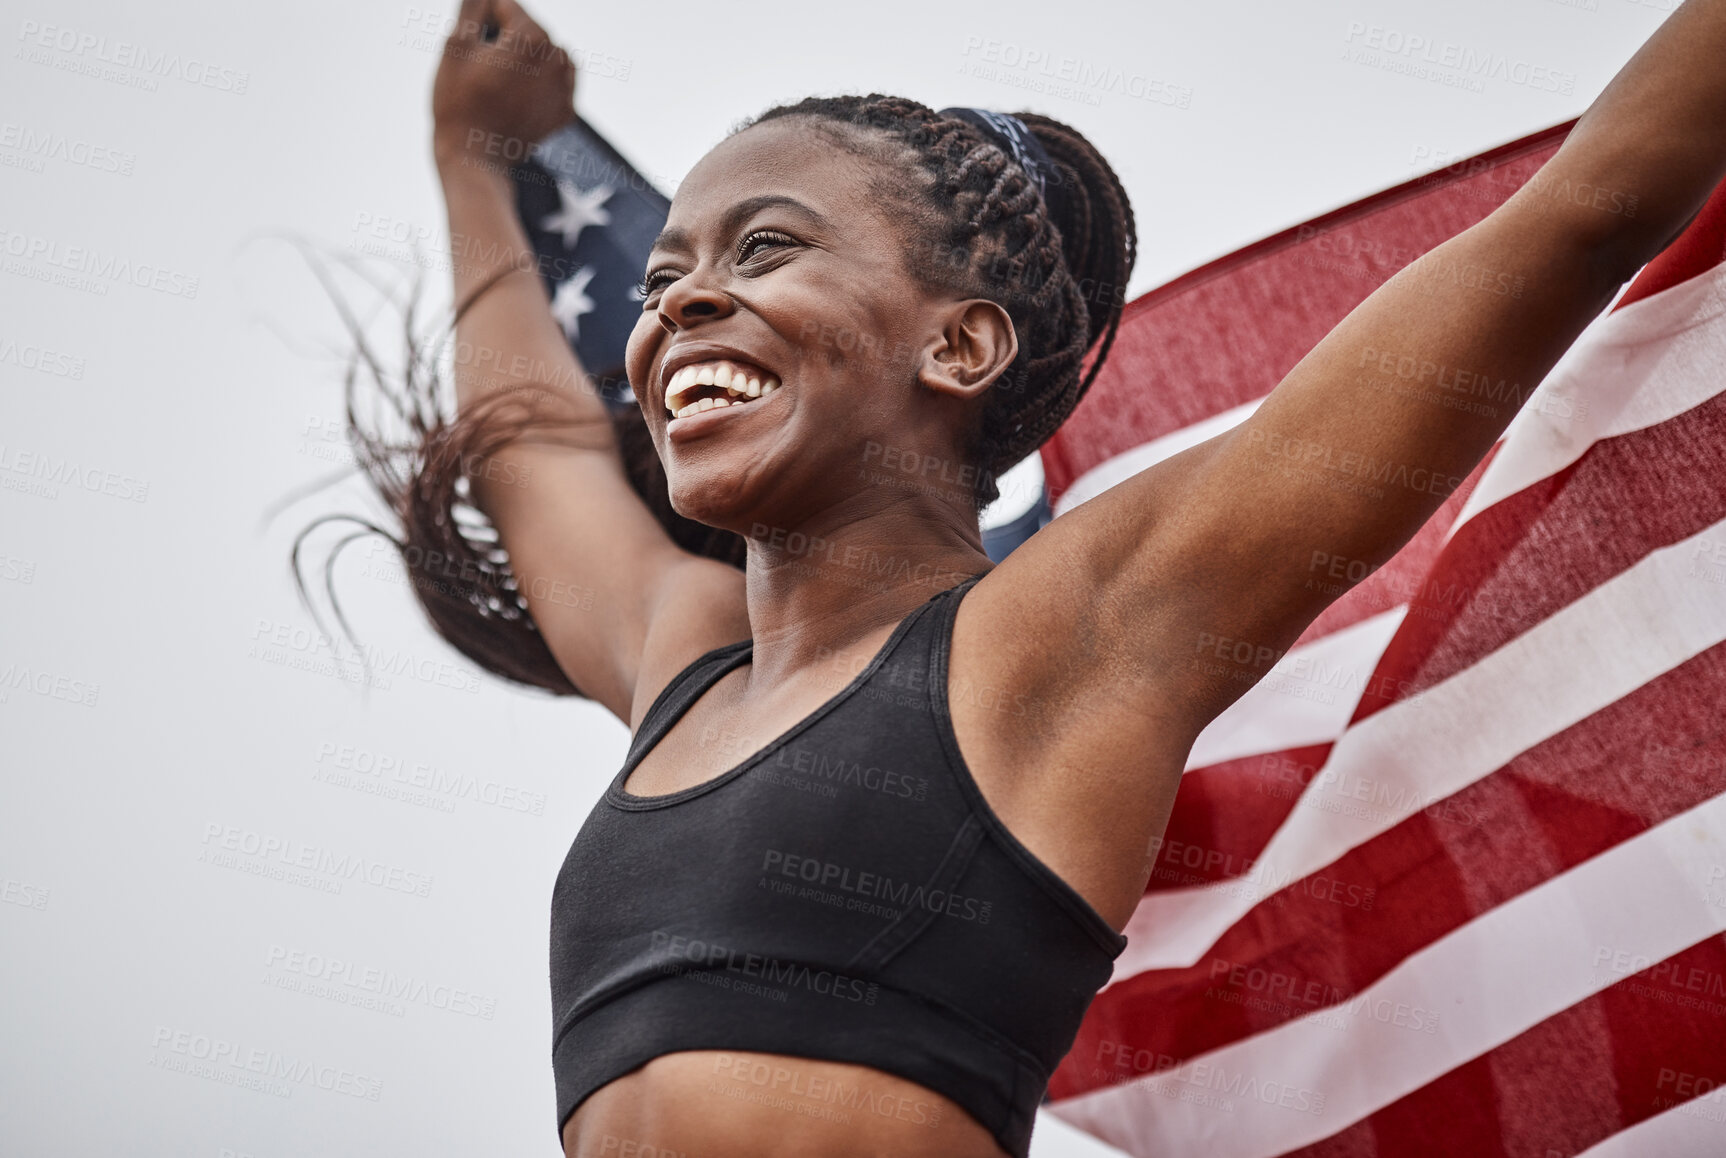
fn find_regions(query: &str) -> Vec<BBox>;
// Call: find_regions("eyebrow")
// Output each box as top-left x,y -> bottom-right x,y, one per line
650,194 -> 831,256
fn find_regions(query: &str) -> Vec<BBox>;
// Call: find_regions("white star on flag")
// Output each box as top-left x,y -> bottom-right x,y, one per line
542,182 -> 613,249
549,265 -> 597,340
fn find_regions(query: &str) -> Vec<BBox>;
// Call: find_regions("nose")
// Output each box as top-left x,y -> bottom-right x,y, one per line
656,269 -> 734,334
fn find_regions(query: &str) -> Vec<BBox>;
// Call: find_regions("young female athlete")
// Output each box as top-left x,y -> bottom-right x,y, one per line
371,0 -> 1726,1153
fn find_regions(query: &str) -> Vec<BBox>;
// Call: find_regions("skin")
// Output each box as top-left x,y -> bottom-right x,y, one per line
428,0 -> 1726,1153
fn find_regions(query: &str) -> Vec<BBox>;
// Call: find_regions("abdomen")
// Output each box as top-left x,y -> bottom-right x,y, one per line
561,1049 -> 1009,1158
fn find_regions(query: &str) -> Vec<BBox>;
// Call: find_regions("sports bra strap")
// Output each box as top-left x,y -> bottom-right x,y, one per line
625,640 -> 752,767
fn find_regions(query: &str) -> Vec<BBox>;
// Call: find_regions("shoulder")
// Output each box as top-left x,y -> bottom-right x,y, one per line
955,482 -> 1208,734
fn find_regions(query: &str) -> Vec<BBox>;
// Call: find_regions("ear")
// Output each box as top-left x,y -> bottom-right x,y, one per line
916,299 -> 1018,402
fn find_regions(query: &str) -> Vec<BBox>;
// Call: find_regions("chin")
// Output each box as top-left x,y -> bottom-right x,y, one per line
665,471 -> 761,535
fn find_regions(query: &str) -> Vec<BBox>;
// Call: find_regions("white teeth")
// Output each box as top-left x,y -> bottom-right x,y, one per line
666,359 -> 785,417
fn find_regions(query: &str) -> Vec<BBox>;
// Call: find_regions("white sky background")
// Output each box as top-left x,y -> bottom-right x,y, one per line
0,0 -> 1677,1155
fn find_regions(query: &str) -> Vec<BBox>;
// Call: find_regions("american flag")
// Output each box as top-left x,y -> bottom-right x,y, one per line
1039,121 -> 1726,1156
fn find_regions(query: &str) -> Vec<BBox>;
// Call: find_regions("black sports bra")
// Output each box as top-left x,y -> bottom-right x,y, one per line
548,573 -> 1126,1156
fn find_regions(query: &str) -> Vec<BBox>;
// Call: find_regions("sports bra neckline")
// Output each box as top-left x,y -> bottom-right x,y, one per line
606,573 -> 987,811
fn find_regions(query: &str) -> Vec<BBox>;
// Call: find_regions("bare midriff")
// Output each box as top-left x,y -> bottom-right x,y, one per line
561,1049 -> 1012,1158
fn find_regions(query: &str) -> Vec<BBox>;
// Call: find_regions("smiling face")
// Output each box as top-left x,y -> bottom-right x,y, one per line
623,117 -> 1007,537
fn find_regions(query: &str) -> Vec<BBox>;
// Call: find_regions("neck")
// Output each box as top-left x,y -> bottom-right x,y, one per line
738,499 -> 993,690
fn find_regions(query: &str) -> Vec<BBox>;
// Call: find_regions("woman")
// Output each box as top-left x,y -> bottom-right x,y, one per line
370,0 -> 1726,1154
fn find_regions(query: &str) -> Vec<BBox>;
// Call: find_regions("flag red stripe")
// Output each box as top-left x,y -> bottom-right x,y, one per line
1051,642 -> 1726,1101
1279,933 -> 1726,1158
1144,744 -> 1335,895
1614,178 -> 1726,312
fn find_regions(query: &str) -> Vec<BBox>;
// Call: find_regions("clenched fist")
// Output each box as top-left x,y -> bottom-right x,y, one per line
432,0 -> 576,168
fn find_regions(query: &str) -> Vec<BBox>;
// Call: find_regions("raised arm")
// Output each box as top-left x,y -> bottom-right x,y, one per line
1009,0 -> 1726,734
430,0 -> 747,722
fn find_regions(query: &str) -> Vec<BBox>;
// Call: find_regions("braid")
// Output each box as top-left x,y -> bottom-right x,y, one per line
744,95 -> 1135,504
1016,112 -> 1138,396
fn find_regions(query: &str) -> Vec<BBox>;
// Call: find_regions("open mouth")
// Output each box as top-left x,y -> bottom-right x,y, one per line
665,358 -> 782,420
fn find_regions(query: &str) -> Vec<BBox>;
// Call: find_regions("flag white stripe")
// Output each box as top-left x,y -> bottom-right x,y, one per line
1053,398 -> 1264,516
1573,1093 -> 1726,1158
1112,515 -> 1726,978
1183,609 -> 1404,773
1456,261 -> 1726,540
1057,789 -> 1726,1158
